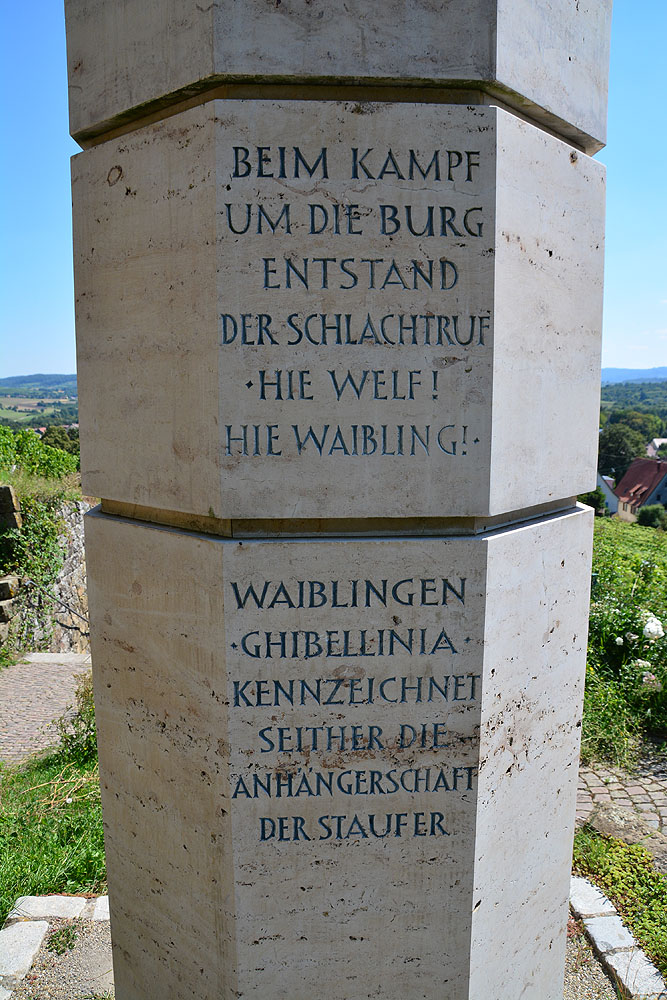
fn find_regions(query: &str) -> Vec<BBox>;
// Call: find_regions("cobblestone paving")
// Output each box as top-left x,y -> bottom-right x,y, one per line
0,652 -> 91,765
578,754 -> 667,831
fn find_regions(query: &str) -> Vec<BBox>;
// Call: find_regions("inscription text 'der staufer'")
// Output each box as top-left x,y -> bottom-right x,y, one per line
223,544 -> 483,850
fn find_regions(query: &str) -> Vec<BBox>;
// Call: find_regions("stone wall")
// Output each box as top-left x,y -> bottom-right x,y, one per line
0,485 -> 22,531
0,485 -> 23,647
50,499 -> 90,652
0,491 -> 90,654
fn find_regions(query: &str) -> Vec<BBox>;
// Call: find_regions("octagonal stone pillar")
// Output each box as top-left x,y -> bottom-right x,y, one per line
66,2 -> 611,997
66,0 -> 611,152
72,100 -> 605,522
86,504 -> 591,1000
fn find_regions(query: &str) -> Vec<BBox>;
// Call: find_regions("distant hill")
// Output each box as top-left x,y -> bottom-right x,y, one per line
601,367 -> 667,384
0,374 -> 78,427
600,379 -> 667,423
0,374 -> 77,393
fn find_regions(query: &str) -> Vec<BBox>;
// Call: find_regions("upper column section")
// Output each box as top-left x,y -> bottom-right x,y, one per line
66,0 -> 612,152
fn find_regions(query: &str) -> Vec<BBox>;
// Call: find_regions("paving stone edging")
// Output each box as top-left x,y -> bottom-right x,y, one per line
571,876 -> 667,998
0,895 -> 109,996
0,886 -> 664,998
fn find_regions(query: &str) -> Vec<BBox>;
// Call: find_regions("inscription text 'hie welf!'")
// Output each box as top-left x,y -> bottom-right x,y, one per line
218,137 -> 492,467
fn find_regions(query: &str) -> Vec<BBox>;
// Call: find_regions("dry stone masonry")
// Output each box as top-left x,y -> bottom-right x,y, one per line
65,3 -> 612,998
0,492 -> 89,654
0,486 -> 22,646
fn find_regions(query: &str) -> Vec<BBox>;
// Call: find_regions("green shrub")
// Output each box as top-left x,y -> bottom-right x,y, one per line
586,519 -> 667,741
41,425 -> 80,460
54,671 -> 98,766
637,504 -> 667,529
0,426 -> 78,479
1,493 -> 65,580
0,493 -> 67,651
0,427 -> 15,470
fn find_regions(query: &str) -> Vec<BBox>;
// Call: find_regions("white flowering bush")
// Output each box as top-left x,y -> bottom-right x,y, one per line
644,616 -> 665,640
584,520 -> 667,763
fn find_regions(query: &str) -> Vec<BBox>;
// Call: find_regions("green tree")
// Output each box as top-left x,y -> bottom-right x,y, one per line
598,424 -> 646,480
608,409 -> 663,441
41,425 -> 73,453
636,504 -> 667,529
578,486 -> 606,514
600,381 -> 667,426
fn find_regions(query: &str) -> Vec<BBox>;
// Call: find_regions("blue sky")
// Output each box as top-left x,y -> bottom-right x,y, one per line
1,2 -> 665,377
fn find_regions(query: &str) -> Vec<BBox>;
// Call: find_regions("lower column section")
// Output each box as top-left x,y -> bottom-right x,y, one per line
85,505 -> 592,1000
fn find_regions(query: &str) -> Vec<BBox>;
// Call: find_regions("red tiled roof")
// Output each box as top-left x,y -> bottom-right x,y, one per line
614,458 -> 667,509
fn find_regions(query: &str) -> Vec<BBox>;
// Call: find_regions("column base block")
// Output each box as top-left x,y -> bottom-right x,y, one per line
85,504 -> 592,999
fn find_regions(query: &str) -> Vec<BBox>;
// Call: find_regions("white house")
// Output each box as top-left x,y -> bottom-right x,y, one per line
647,438 -> 667,458
596,473 -> 618,514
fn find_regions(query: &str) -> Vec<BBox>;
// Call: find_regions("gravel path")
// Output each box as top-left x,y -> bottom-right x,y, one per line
9,918 -> 114,1000
4,912 -> 620,1000
563,918 -> 620,999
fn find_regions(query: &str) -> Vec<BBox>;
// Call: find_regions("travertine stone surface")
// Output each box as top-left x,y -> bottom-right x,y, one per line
73,101 -> 605,521
85,504 -> 591,1000
468,512 -> 592,997
64,0 -> 611,151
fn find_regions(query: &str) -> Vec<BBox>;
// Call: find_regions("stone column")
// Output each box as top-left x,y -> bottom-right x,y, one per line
65,4 -> 611,998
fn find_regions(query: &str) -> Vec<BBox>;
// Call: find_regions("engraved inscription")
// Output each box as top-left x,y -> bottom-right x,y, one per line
217,113 -> 495,480
225,554 -> 482,846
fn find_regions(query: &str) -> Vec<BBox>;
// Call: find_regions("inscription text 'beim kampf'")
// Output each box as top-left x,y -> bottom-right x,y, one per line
218,130 -> 493,470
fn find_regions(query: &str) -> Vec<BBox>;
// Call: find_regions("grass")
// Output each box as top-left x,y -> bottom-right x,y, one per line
573,826 -> 667,978
0,756 -> 106,925
0,670 -> 106,926
0,405 -> 61,423
0,469 -> 81,502
0,754 -> 106,924
580,666 -> 641,770
593,518 -> 667,591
